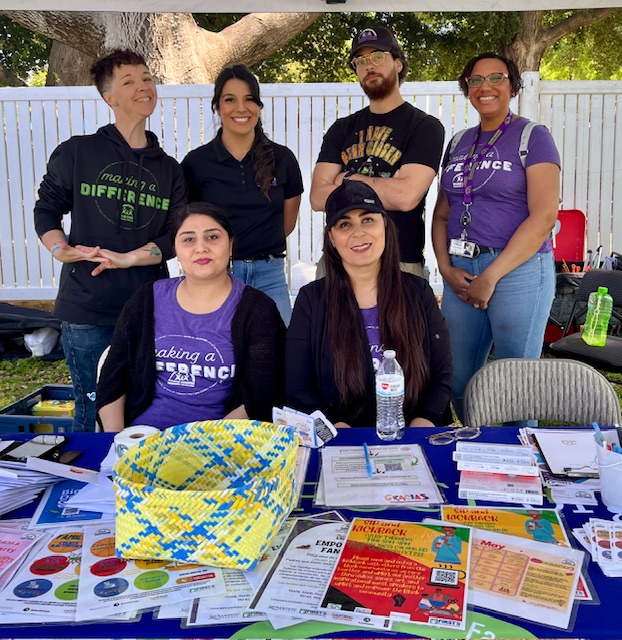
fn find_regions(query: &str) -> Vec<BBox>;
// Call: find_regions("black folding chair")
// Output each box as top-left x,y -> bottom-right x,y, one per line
548,269 -> 622,373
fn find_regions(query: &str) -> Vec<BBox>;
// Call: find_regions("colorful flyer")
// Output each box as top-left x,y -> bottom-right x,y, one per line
0,527 -> 84,619
441,506 -> 570,546
319,518 -> 471,631
248,518 -> 390,630
468,527 -> 584,629
76,522 -> 226,620
0,526 -> 44,591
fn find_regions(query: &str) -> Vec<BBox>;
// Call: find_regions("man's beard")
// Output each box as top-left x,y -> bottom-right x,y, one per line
361,72 -> 398,101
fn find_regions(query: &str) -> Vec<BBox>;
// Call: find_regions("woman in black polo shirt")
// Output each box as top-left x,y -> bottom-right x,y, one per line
182,65 -> 304,325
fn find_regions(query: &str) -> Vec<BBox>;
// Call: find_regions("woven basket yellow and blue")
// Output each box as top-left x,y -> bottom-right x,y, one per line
112,419 -> 299,571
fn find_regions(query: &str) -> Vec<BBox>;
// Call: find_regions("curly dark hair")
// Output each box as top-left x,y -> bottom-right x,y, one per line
211,64 -> 276,200
458,52 -> 522,98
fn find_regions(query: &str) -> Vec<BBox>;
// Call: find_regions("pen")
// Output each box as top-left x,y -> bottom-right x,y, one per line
363,442 -> 373,478
593,421 -> 605,445
593,245 -> 602,270
584,249 -> 592,272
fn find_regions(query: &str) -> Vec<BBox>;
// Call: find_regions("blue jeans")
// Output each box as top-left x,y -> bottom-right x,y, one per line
61,322 -> 115,432
232,256 -> 292,325
441,250 -> 555,422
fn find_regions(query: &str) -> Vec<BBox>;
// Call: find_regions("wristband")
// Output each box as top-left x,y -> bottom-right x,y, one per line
51,243 -> 61,257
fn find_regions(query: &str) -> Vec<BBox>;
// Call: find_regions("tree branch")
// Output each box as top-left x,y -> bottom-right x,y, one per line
219,13 -> 322,67
1,11 -> 105,56
540,8 -> 619,48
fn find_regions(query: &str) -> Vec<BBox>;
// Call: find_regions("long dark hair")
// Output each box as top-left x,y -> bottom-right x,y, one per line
323,215 -> 429,420
211,64 -> 275,199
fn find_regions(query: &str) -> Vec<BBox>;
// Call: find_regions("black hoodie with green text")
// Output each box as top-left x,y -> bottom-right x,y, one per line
34,124 -> 187,325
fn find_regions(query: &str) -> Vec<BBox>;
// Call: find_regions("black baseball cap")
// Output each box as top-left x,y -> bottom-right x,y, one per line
325,181 -> 386,228
350,26 -> 401,60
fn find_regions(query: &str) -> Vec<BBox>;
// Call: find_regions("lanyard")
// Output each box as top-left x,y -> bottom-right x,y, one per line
460,111 -> 513,240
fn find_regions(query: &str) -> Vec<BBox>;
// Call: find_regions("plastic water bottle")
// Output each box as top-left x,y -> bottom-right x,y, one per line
582,286 -> 613,347
375,350 -> 406,441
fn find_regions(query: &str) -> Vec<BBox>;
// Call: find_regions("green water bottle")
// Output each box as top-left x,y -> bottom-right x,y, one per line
582,286 -> 613,347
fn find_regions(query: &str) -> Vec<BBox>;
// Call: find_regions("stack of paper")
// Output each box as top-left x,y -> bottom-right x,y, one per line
455,442 -> 543,505
0,456 -> 60,516
573,518 -> 622,577
518,427 -> 621,502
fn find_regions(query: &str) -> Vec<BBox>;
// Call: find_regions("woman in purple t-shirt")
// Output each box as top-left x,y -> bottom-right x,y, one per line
96,202 -> 285,431
432,52 -> 560,422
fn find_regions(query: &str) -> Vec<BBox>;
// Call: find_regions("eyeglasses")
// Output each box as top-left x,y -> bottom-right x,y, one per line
350,51 -> 390,70
466,73 -> 509,88
427,426 -> 481,446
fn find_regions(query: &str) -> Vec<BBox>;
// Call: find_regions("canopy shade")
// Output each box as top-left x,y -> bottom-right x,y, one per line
1,0 -> 620,11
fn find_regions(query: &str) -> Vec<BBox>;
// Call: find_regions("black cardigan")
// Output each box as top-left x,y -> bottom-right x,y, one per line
96,281 -> 285,426
285,274 -> 452,426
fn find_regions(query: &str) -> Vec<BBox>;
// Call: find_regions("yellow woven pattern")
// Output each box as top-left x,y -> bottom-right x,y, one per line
112,420 -> 299,570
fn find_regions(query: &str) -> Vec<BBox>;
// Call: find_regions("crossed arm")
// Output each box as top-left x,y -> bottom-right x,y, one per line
310,161 -> 437,213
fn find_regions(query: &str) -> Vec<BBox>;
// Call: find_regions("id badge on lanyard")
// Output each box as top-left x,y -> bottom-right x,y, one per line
452,111 -> 512,258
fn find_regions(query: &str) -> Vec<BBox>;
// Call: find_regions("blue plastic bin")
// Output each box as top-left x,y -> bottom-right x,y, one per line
0,385 -> 74,434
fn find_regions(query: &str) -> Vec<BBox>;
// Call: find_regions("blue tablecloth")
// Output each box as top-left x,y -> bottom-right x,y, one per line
0,427 -> 618,639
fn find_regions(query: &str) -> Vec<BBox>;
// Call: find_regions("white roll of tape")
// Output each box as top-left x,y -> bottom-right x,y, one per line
114,425 -> 159,459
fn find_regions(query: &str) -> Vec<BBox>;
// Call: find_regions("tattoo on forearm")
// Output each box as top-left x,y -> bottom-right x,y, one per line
143,245 -> 161,256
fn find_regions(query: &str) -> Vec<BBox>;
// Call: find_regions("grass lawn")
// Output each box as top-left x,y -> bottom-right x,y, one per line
1,355 -> 621,421
0,357 -> 71,410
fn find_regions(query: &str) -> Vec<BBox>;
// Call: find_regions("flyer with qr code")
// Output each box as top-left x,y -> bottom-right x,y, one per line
318,518 -> 471,631
317,444 -> 444,508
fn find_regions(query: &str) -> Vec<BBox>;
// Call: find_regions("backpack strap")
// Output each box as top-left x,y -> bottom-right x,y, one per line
518,120 -> 538,168
443,128 -> 469,169
445,120 -> 537,170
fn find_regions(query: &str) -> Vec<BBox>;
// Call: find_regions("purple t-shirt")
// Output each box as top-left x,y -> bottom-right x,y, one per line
132,276 -> 244,429
361,306 -> 383,372
441,117 -> 560,251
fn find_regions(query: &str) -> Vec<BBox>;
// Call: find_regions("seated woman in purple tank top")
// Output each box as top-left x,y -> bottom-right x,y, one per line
96,202 -> 285,431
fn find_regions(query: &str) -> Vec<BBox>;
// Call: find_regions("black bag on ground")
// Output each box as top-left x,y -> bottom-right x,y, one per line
0,303 -> 63,360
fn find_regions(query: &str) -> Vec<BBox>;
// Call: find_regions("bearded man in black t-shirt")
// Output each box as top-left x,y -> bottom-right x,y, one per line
310,26 -> 444,277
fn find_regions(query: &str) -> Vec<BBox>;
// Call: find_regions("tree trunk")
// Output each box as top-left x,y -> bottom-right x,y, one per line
501,9 -> 618,73
0,11 -> 321,85
46,41 -> 96,86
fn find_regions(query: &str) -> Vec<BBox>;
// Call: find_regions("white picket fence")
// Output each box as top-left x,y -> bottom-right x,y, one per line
2,74 -> 622,300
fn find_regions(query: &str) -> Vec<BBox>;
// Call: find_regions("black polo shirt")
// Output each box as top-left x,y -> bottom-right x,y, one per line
182,133 -> 304,260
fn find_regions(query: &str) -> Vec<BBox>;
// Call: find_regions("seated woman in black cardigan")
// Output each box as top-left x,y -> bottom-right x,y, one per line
286,181 -> 451,428
97,202 -> 285,431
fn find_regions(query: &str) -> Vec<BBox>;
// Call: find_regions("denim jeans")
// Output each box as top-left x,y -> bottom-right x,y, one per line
441,250 -> 555,422
232,256 -> 292,325
61,322 -> 115,432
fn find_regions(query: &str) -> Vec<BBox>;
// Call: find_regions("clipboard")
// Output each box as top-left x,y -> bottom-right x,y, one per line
532,431 -> 601,478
